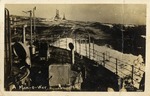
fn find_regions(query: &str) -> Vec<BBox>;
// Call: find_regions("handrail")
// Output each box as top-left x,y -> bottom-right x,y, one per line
49,37 -> 145,88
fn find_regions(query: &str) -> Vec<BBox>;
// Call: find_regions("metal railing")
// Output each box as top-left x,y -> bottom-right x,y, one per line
48,36 -> 144,88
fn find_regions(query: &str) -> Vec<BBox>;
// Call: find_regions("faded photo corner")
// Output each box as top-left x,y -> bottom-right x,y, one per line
4,4 -> 145,92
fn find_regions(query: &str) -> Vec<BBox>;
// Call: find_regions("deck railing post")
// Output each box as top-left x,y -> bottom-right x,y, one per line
106,51 -> 110,61
95,50 -> 97,62
93,40 -> 94,60
131,65 -> 134,83
103,53 -> 105,66
53,35 -> 54,44
66,36 -> 67,49
79,39 -> 81,54
85,39 -> 87,57
116,58 -> 118,75
75,34 -> 77,51
88,34 -> 91,59
58,35 -> 60,47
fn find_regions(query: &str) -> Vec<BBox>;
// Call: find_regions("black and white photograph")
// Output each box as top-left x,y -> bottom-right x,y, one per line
4,4 -> 146,92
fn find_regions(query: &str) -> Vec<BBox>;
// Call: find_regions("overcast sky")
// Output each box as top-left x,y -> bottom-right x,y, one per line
5,4 -> 146,25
